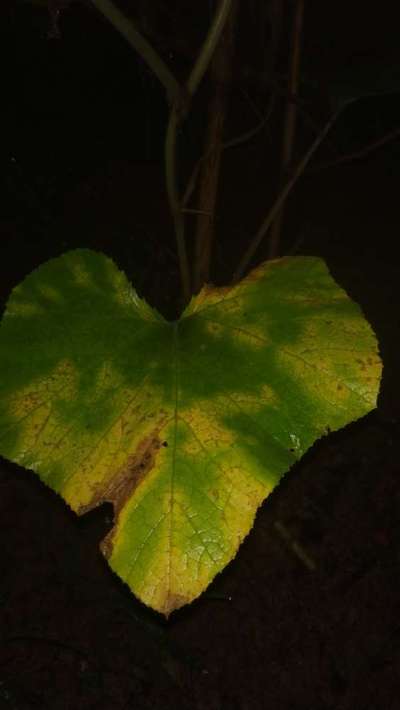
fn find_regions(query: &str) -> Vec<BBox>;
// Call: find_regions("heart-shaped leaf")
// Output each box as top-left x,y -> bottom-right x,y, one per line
0,249 -> 381,616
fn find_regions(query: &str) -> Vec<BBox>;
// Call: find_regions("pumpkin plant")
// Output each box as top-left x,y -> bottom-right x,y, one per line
0,1 -> 382,616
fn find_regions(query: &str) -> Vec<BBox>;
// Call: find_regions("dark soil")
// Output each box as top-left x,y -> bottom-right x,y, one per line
1,3 -> 400,709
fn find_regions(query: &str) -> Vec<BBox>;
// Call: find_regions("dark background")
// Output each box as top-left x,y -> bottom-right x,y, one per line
1,1 -> 399,708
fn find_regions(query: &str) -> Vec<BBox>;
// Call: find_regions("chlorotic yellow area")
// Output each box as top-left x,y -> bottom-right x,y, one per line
37,285 -> 63,303
276,330 -> 381,421
203,319 -> 225,338
178,403 -> 235,457
69,260 -> 94,287
6,360 -> 78,462
0,251 -> 382,617
225,385 -> 277,412
63,366 -> 170,511
6,301 -> 43,317
276,345 -> 354,416
109,439 -> 272,617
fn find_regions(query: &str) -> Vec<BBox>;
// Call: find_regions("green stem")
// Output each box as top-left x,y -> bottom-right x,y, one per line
268,0 -> 304,259
165,109 -> 191,305
164,0 -> 233,305
231,108 -> 342,284
90,0 -> 233,306
187,0 -> 234,96
90,0 -> 182,105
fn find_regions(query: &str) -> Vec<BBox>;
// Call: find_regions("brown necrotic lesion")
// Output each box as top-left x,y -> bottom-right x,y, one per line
90,422 -> 169,559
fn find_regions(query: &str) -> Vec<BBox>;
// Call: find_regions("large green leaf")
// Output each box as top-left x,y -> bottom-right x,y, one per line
0,250 -> 381,616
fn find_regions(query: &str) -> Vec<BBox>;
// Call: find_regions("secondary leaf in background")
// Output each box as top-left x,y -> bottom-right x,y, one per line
0,250 -> 381,616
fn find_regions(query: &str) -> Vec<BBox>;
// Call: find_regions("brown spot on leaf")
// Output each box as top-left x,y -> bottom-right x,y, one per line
81,416 -> 169,558
162,592 -> 190,618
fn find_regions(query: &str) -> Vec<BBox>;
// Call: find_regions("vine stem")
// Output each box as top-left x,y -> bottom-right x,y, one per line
165,107 -> 191,304
90,0 -> 182,105
193,0 -> 238,293
187,0 -> 233,97
231,107 -> 342,285
308,122 -> 400,173
90,0 -> 233,305
268,0 -> 304,258
164,0 -> 233,304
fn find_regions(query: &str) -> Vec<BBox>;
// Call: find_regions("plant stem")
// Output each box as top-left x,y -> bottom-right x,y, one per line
89,0 -> 182,106
269,0 -> 304,258
193,0 -> 238,293
308,122 -> 400,172
90,0 -> 234,305
187,0 -> 234,97
164,0 -> 234,305
231,108 -> 342,284
274,521 -> 316,571
182,94 -> 275,209
165,108 -> 191,304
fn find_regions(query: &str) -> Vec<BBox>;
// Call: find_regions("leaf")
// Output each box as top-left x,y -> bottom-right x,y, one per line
0,249 -> 381,616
